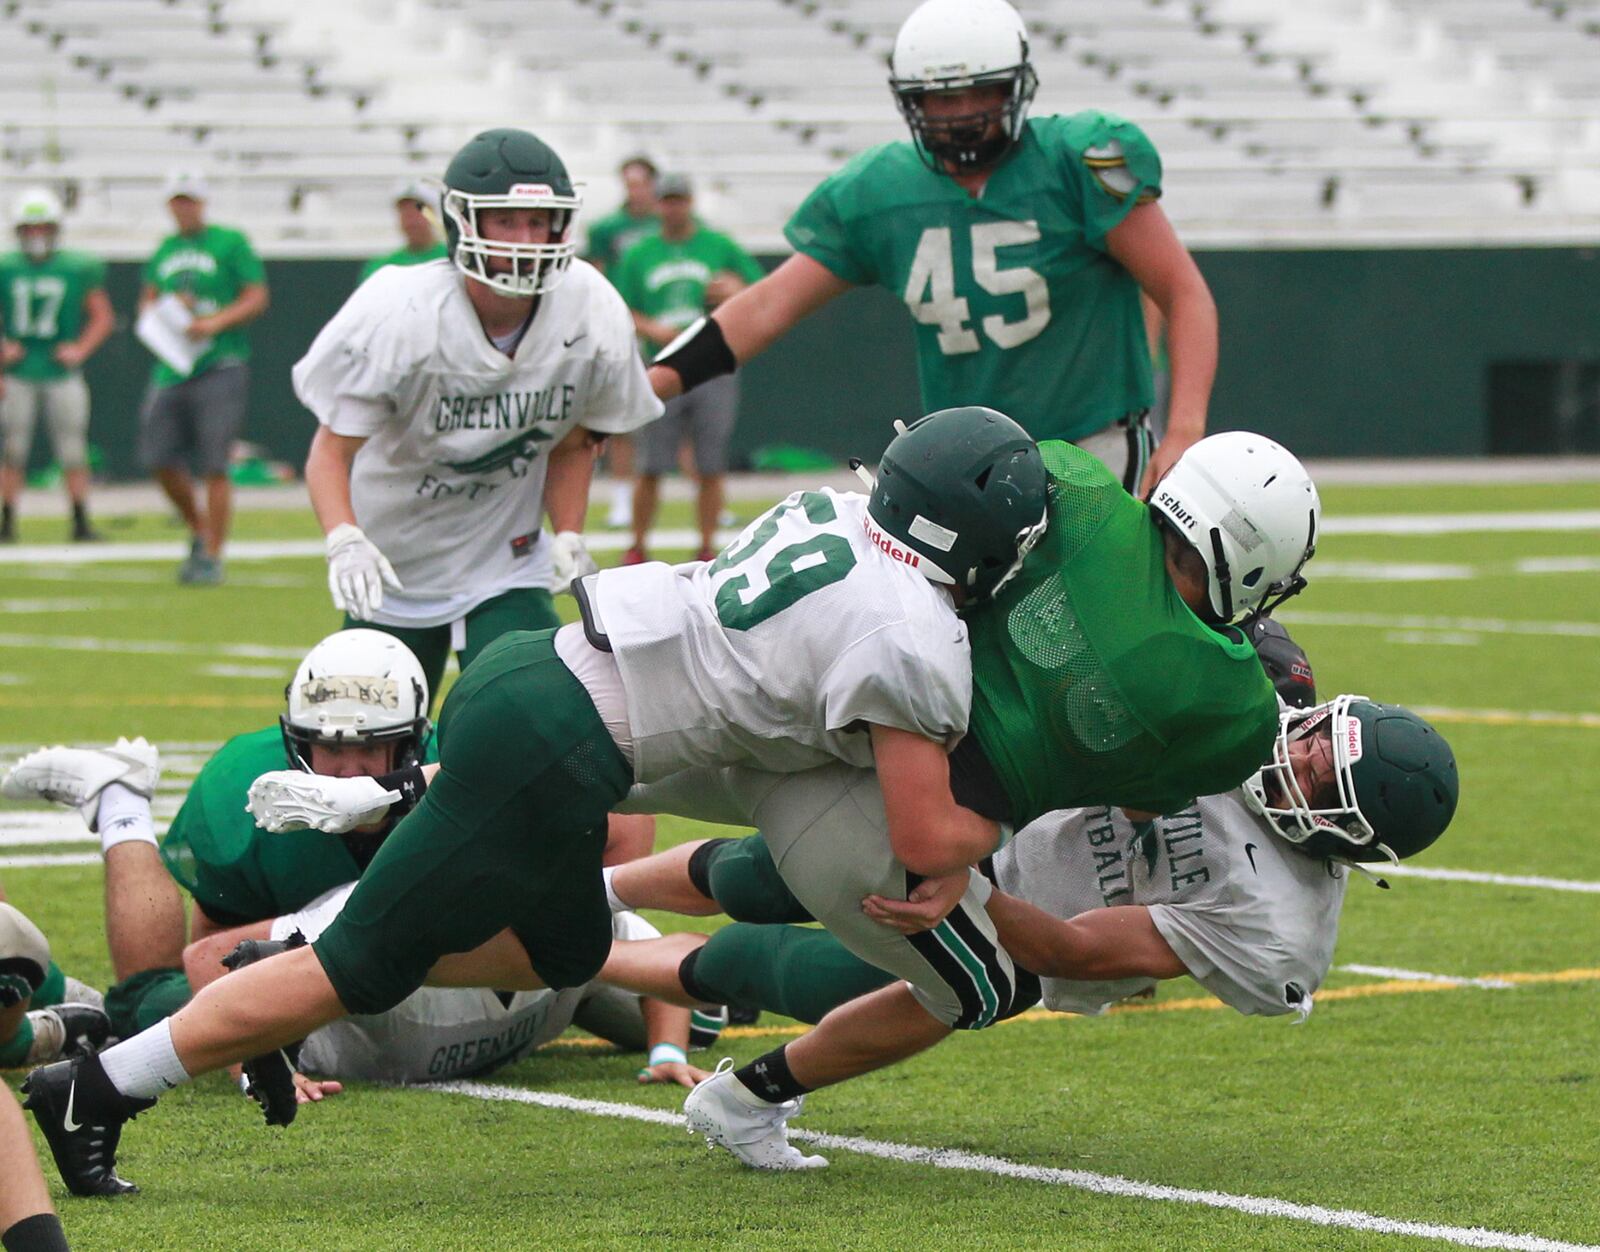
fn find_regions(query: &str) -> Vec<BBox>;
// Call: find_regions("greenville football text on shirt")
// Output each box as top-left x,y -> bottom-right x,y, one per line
785,111 -> 1160,443
292,259 -> 662,627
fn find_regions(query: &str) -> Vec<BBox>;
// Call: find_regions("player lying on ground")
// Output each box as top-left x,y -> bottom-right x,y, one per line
298,127 -> 664,703
22,404 -> 1055,1197
0,897 -> 108,1070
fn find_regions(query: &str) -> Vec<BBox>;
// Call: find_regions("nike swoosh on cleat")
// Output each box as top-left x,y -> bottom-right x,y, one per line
63,1080 -> 82,1132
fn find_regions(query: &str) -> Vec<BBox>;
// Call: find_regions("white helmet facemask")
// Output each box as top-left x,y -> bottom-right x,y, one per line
443,183 -> 582,299
1243,695 -> 1378,855
1148,431 -> 1321,623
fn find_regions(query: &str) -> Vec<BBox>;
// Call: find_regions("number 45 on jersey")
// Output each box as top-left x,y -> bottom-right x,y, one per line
905,222 -> 1051,355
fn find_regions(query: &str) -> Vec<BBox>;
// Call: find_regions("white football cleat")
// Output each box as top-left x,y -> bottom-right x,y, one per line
246,771 -> 401,834
683,1059 -> 828,1171
0,738 -> 160,830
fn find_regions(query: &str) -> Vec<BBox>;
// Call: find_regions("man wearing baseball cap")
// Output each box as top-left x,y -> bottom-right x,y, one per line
138,171 -> 269,585
358,179 -> 447,285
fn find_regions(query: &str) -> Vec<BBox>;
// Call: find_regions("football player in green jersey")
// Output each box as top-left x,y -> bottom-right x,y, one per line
0,188 -> 115,543
356,179 -> 448,285
649,0 -> 1216,498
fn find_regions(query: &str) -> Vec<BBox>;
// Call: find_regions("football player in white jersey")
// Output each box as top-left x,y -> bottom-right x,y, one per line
24,407 -> 1050,1197
296,128 -> 665,701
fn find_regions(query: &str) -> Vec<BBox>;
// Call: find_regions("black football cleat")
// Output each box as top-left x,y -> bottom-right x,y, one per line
22,1055 -> 153,1197
220,931 -> 307,1127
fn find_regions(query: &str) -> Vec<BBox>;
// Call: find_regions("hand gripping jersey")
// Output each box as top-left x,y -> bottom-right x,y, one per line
275,886 -> 661,1083
968,442 -> 1278,824
595,489 -> 971,782
159,727 -> 439,927
995,791 -> 1348,1018
292,259 -> 663,627
0,249 -> 106,381
785,111 -> 1160,443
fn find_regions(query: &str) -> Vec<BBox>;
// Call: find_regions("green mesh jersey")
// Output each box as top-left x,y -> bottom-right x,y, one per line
358,241 -> 448,285
160,727 -> 438,926
141,224 -> 266,387
584,207 -> 660,271
611,226 -> 764,361
0,249 -> 106,381
786,111 -> 1159,443
967,442 -> 1277,825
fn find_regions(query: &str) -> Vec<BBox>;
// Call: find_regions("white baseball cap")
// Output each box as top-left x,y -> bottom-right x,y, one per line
393,177 -> 438,207
164,170 -> 210,201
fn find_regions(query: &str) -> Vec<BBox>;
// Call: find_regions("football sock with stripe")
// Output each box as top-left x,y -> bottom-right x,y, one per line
733,1045 -> 810,1105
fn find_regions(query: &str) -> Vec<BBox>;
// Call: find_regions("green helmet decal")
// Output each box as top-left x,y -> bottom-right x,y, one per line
1244,695 -> 1459,864
440,128 -> 582,298
863,406 -> 1048,603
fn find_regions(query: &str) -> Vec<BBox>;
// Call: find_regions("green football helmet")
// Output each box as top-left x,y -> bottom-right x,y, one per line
861,406 -> 1048,603
441,128 -> 582,298
1243,694 -> 1459,864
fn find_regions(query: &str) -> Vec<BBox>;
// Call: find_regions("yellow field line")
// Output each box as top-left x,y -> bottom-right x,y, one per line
543,967 -> 1600,1050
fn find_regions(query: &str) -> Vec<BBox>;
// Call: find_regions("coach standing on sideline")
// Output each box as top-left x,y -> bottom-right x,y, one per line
139,171 -> 269,586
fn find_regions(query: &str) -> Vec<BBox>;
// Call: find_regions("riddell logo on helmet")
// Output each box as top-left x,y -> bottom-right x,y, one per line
862,514 -> 922,570
1156,492 -> 1196,529
508,184 -> 554,198
1344,718 -> 1363,763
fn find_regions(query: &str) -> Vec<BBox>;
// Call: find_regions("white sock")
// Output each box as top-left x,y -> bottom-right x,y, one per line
602,865 -> 629,913
98,782 -> 156,854
99,1020 -> 191,1099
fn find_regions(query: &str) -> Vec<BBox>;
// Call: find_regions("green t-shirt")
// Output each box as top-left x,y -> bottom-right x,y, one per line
611,226 -> 764,361
0,249 -> 106,382
785,111 -> 1160,443
584,207 -> 660,271
160,726 -> 438,925
358,242 -> 448,285
967,442 -> 1278,824
141,224 -> 266,387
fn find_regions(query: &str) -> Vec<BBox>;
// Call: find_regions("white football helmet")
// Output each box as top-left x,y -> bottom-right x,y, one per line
1149,431 -> 1320,623
280,629 -> 430,771
889,0 -> 1038,172
12,187 -> 62,260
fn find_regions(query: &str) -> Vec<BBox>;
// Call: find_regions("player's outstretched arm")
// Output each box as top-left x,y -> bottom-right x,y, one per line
1106,202 -> 1217,497
985,897 -> 1187,983
870,725 -> 1001,878
647,254 -> 851,400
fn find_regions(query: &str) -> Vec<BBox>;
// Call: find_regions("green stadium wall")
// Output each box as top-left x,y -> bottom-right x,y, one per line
62,245 -> 1600,479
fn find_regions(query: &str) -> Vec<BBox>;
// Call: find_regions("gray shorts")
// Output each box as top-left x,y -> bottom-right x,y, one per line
1073,411 -> 1154,494
139,362 -> 249,476
623,763 -> 1019,1030
0,374 -> 90,469
638,373 -> 738,476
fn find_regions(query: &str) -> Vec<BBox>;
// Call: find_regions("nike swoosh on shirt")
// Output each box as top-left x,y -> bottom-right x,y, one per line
563,333 -> 587,347
63,1080 -> 82,1132
1245,843 -> 1259,874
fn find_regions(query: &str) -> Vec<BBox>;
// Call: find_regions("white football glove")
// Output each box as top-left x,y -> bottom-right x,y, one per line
246,771 -> 401,835
549,529 -> 597,593
325,523 -> 402,621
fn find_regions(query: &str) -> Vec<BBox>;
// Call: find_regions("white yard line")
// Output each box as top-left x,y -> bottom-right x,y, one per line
1278,611 -> 1600,640
0,633 -> 307,659
1338,964 -> 1514,990
1380,865 -> 1600,894
1320,511 -> 1600,535
426,1083 -> 1599,1252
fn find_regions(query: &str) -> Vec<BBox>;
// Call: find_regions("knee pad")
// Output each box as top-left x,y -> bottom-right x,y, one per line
0,902 -> 51,1005
695,836 -> 812,924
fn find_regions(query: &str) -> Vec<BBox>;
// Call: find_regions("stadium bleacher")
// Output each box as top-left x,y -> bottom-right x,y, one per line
2,0 -> 1597,253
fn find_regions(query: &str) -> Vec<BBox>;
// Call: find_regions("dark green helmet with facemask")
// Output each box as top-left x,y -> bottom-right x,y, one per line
441,128 -> 582,298
861,406 -> 1049,604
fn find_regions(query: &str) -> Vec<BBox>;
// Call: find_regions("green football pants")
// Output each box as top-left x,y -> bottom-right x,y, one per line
312,629 -> 632,1016
347,584 -> 560,709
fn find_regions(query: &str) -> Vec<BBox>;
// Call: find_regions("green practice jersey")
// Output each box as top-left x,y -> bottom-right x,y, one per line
141,224 -> 266,387
786,111 -> 1160,443
612,226 -> 764,361
0,249 -> 106,382
585,207 -> 660,271
968,442 -> 1277,824
358,241 -> 448,285
160,727 -> 438,926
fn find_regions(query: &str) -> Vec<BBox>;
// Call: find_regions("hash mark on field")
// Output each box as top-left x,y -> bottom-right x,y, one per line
1339,964 -> 1515,989
428,1082 -> 1600,1252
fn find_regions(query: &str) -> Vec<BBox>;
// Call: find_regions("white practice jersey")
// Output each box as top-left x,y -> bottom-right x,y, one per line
293,260 -> 662,627
995,791 -> 1348,1019
274,885 -> 657,1083
592,489 -> 972,782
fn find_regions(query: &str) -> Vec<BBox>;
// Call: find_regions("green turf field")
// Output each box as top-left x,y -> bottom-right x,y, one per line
2,479 -> 1597,1252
